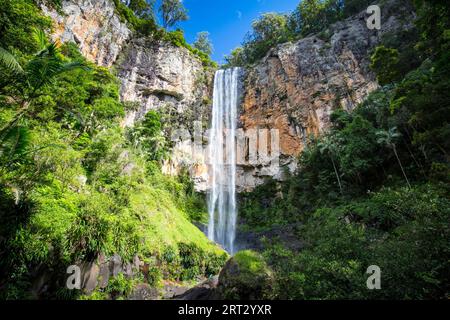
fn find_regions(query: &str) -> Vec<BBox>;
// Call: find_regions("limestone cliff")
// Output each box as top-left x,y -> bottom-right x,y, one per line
237,2 -> 415,190
42,0 -> 212,125
117,37 -> 214,190
118,38 -> 213,128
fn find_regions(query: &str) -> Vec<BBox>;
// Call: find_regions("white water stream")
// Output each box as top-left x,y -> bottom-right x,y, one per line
207,68 -> 240,254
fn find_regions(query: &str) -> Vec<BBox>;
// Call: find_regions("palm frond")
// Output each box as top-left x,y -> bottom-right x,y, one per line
25,38 -> 88,92
0,47 -> 24,74
45,42 -> 60,57
57,60 -> 90,74
32,28 -> 49,51
0,125 -> 30,161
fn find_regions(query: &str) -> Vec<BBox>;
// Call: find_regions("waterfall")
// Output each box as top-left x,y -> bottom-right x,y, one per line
207,68 -> 240,254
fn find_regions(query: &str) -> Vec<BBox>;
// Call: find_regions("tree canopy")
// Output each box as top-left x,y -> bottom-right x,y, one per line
193,31 -> 213,56
159,0 -> 189,29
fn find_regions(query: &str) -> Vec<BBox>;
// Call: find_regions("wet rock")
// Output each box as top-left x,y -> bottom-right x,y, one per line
80,261 -> 99,293
234,222 -> 304,252
97,257 -> 110,289
110,253 -> 123,277
30,266 -> 52,299
173,276 -> 220,300
175,287 -> 217,300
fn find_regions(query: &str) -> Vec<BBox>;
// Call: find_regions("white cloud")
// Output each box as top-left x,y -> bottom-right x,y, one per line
236,10 -> 242,19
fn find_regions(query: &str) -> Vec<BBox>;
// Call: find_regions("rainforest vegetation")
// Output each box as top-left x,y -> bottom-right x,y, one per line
0,0 -> 225,300
238,0 -> 450,299
0,0 -> 449,300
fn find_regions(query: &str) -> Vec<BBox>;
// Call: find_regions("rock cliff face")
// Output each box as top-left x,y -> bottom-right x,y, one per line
116,38 -> 214,189
118,38 -> 213,128
41,0 -> 131,67
42,0 -> 214,189
43,0 -> 414,192
237,4 -> 415,190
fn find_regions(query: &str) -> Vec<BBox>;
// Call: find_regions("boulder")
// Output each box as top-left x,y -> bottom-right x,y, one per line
80,261 -> 100,293
217,250 -> 274,299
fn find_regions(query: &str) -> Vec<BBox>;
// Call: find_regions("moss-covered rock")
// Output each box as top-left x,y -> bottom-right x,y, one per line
217,250 -> 273,299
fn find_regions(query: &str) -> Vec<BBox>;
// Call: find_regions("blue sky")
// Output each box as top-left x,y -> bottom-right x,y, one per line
174,0 -> 300,63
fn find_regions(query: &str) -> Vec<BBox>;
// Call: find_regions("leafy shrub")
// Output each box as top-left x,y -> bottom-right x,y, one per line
239,178 -> 291,230
0,0 -> 52,53
78,291 -> 108,300
178,242 -> 206,280
146,265 -> 162,287
105,273 -> 135,299
370,46 -> 401,85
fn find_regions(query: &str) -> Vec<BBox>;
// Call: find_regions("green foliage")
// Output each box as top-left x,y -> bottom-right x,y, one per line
370,46 -> 401,85
389,55 -> 450,162
178,242 -> 205,280
158,242 -> 227,281
224,47 -> 246,68
239,179 -> 291,230
78,291 -> 108,300
159,0 -> 189,29
113,0 -> 159,36
413,0 -> 450,56
128,0 -> 155,19
225,0 -> 371,66
0,10 -> 225,299
219,250 -> 274,299
193,31 -> 213,57
127,111 -> 169,162
233,250 -> 268,274
156,29 -> 217,67
225,12 -> 292,67
105,273 -> 135,299
379,27 -> 422,78
244,13 -> 290,62
0,125 -> 30,166
112,0 -> 215,67
239,0 -> 450,299
296,0 -> 343,36
0,47 -> 24,74
0,32 -> 87,146
69,192 -> 141,261
0,0 -> 52,53
263,184 -> 450,299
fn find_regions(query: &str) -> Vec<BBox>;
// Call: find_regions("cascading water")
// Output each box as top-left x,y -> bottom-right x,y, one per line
207,67 -> 240,254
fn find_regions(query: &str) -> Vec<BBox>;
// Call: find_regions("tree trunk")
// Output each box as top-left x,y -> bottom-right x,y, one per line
331,156 -> 343,195
393,144 -> 411,188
